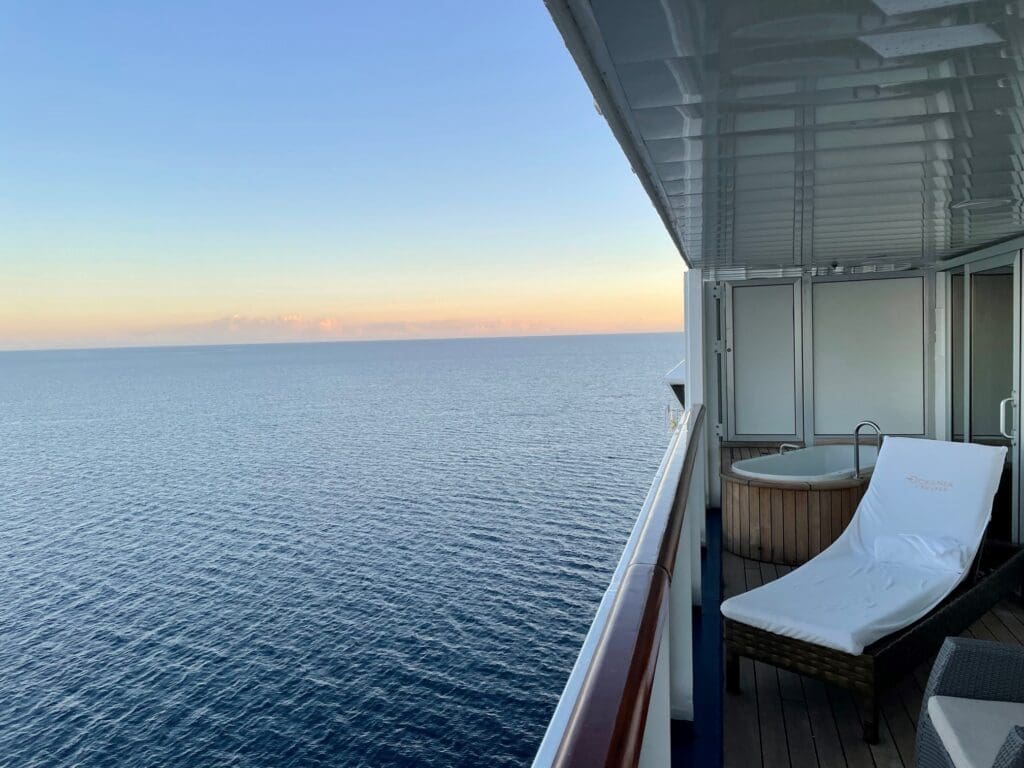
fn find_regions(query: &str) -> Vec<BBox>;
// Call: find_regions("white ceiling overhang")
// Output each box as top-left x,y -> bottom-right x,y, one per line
546,0 -> 1024,271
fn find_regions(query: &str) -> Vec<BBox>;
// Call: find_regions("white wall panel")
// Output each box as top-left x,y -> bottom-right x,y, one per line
813,277 -> 925,435
731,283 -> 798,436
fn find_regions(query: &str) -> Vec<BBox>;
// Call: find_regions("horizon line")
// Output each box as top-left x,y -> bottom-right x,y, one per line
0,328 -> 682,355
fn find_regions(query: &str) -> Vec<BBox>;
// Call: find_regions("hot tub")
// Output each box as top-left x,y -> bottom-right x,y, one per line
722,444 -> 878,565
731,444 -> 878,483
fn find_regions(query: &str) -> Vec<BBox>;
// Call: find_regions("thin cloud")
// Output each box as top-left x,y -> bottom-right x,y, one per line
1,311 -> 677,351
178,313 -> 567,343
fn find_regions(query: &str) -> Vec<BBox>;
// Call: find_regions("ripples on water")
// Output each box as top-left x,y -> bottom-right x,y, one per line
0,333 -> 680,767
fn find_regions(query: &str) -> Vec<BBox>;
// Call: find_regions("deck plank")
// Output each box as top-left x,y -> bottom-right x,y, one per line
725,653 -> 762,768
722,551 -> 743,600
979,611 -> 1018,645
880,680 -> 918,768
1002,597 -> 1024,618
826,686 -> 876,768
865,710 -> 905,768
893,675 -> 924,760
771,562 -> 820,768
782,697 -> 819,768
723,553 -> 762,768
749,563 -> 792,768
801,678 -> 846,768
968,617 -> 997,641
992,601 -> 1024,643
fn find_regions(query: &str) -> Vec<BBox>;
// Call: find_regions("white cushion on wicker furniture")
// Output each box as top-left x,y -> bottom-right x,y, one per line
928,695 -> 1024,768
872,534 -> 969,572
721,437 -> 1005,654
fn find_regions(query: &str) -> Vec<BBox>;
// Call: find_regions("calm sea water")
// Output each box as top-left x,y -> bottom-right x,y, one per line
0,333 -> 681,767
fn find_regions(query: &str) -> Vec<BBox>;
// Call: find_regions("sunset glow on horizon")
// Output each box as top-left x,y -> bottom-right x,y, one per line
0,263 -> 682,350
0,2 -> 683,352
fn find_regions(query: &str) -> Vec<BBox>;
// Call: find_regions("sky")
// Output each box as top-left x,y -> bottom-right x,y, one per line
0,2 -> 683,351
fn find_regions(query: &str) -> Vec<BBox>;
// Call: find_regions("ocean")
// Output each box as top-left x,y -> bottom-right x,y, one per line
0,332 -> 681,767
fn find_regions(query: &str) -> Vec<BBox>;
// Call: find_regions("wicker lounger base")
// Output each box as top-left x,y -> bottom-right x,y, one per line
724,541 -> 1024,743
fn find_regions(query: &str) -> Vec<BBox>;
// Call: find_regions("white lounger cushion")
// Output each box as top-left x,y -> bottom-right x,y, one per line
851,437 -> 1004,558
872,534 -> 970,572
721,437 -> 1006,654
928,695 -> 1024,768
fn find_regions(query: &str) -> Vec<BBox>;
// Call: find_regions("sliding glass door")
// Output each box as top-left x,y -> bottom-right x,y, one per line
949,251 -> 1021,541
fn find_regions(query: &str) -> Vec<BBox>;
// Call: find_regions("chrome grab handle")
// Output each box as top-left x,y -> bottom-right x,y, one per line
999,396 -> 1015,440
853,420 -> 882,480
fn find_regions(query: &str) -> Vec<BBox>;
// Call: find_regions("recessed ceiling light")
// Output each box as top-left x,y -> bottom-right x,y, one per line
860,23 -> 1001,57
733,13 -> 882,40
950,198 -> 1012,210
732,55 -> 861,78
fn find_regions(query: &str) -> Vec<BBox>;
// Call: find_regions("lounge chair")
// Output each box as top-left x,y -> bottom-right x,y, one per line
722,437 -> 1024,743
917,638 -> 1024,768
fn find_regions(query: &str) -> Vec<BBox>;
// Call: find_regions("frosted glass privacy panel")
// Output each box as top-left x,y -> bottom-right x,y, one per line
812,278 -> 925,436
731,283 -> 799,436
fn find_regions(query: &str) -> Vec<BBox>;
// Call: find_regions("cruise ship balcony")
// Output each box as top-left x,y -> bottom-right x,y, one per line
538,0 -> 1024,765
534,418 -> 1024,768
715,448 -> 1024,768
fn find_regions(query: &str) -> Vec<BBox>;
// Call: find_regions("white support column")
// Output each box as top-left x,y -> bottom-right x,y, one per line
669,495 -> 696,720
683,268 -> 707,541
934,270 -> 949,441
684,268 -> 705,404
640,624 -> 672,768
964,262 -> 972,443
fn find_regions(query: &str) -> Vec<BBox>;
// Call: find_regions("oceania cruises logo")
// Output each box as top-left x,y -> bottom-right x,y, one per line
906,474 -> 953,492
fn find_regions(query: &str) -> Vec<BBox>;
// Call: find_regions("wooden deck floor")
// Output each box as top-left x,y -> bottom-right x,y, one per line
722,551 -> 1024,768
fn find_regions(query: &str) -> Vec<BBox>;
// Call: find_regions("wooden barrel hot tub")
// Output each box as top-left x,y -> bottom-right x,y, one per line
720,444 -> 874,566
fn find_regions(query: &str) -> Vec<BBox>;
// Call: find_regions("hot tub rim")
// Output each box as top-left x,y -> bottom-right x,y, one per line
720,466 -> 873,491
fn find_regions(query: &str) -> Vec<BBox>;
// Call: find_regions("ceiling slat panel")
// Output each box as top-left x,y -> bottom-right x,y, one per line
575,0 -> 1024,268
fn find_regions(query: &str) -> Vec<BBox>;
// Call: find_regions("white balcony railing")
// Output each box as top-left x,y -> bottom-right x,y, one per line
532,404 -> 708,767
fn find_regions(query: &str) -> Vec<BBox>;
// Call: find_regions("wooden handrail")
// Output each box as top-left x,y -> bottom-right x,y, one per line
553,563 -> 669,766
551,404 -> 706,767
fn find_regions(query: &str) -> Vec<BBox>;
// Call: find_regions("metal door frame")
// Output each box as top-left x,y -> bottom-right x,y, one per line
723,278 -> 804,442
945,250 -> 1021,541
